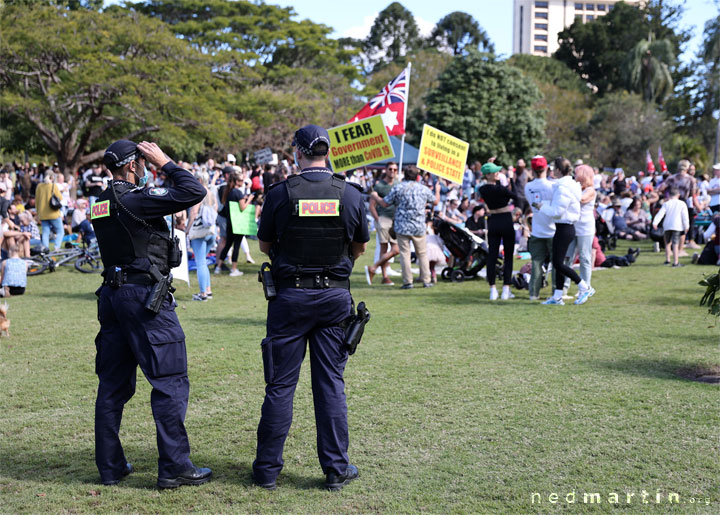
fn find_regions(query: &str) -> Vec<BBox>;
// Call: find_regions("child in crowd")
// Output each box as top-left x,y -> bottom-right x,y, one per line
652,187 -> 689,267
0,244 -> 28,297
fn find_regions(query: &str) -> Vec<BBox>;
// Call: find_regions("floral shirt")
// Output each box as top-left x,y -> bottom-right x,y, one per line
383,180 -> 435,236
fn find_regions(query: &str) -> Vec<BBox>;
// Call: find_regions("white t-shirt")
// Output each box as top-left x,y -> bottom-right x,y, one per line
708,177 -> 720,207
575,189 -> 596,237
525,177 -> 555,238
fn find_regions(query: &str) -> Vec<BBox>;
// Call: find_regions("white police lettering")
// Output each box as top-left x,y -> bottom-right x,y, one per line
148,187 -> 168,196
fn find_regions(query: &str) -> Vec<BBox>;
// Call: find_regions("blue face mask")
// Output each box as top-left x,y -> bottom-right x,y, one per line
293,151 -> 300,170
132,161 -> 150,187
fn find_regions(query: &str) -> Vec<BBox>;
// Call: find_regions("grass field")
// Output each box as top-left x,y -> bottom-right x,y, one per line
0,238 -> 718,513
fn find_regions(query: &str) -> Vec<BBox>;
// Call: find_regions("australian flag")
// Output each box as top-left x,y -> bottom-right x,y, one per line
349,69 -> 408,136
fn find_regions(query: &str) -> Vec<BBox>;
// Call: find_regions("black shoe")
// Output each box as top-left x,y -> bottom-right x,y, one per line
400,283 -> 413,290
157,466 -> 212,489
252,475 -> 277,491
672,263 -> 684,268
102,462 -> 133,486
325,464 -> 359,491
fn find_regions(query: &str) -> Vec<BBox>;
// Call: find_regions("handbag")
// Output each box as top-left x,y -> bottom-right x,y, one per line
188,205 -> 215,240
49,180 -> 62,210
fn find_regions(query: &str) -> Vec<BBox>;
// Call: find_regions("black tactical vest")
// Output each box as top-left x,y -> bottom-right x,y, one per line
91,182 -> 173,275
276,173 -> 349,267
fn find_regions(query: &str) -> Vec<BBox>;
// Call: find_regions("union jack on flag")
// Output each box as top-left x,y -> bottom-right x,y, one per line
368,70 -> 407,109
349,68 -> 409,136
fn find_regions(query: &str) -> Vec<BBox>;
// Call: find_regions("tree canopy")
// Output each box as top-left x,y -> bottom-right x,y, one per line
364,2 -> 421,72
555,1 -> 688,99
424,52 -> 545,164
0,3 -> 242,174
428,11 -> 493,55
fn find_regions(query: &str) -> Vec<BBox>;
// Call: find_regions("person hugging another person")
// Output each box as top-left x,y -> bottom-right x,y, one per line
478,162 -> 517,300
535,158 -> 594,305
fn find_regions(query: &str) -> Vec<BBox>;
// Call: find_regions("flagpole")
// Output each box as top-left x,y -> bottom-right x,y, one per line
399,62 -> 412,173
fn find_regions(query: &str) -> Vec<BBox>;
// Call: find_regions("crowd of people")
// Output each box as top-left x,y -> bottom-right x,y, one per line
2,151 -> 719,303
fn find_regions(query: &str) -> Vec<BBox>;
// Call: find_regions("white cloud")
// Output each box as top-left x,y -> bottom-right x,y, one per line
340,13 -> 435,40
340,14 -> 378,39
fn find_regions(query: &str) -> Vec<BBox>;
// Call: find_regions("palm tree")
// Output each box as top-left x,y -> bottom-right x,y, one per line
622,32 -> 676,104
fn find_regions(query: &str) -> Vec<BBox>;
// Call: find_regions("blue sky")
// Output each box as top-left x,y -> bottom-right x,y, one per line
272,0 -> 716,63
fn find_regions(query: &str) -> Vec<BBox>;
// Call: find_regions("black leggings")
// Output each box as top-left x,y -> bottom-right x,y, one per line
487,212 -> 515,286
552,223 -> 581,290
219,230 -> 245,264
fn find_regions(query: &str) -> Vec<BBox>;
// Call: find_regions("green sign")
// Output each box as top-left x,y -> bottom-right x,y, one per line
229,201 -> 257,236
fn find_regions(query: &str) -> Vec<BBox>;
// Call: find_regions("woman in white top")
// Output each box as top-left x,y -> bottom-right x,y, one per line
564,165 -> 597,293
187,172 -> 217,301
536,158 -> 593,305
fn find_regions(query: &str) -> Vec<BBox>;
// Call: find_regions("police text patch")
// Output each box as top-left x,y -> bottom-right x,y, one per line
298,199 -> 340,216
148,187 -> 168,196
90,200 -> 110,219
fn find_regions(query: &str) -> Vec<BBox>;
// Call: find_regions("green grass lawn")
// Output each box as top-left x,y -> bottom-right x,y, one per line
0,238 -> 718,513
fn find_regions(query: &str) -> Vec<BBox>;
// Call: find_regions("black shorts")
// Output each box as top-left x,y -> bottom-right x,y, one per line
7,286 -> 25,295
664,230 -> 682,245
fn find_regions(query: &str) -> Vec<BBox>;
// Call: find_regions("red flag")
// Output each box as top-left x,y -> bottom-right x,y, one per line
658,146 -> 668,173
349,69 -> 408,136
645,150 -> 656,173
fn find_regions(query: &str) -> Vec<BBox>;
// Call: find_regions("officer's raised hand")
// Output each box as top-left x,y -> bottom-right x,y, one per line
137,141 -> 171,169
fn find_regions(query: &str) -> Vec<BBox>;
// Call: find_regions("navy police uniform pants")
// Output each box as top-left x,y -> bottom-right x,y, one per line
94,284 -> 193,483
253,287 -> 352,484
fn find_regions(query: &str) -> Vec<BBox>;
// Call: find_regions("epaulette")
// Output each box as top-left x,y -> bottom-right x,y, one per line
346,182 -> 363,192
267,181 -> 284,191
332,173 -> 347,181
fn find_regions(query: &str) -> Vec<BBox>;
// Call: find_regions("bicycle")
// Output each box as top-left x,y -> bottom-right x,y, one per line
26,242 -> 102,276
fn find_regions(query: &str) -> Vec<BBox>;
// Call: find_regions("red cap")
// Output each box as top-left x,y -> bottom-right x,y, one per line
530,155 -> 547,171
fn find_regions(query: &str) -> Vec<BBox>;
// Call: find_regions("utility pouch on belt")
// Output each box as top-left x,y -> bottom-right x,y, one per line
145,266 -> 175,314
344,301 -> 370,355
258,262 -> 277,301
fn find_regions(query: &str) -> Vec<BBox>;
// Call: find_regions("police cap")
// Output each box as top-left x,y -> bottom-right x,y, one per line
292,125 -> 330,157
103,139 -> 141,170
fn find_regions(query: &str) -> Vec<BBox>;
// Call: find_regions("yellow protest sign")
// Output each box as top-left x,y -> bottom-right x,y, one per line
328,115 -> 394,173
417,124 -> 470,184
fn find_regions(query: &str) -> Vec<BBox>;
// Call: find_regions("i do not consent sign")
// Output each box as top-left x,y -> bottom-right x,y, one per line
328,116 -> 394,173
417,124 -> 470,184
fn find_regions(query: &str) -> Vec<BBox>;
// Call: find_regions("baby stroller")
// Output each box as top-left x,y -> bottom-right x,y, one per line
433,217 -> 501,282
596,216 -> 617,251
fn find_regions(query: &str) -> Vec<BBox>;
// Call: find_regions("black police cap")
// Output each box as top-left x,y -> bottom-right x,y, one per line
292,125 -> 330,156
103,139 -> 140,169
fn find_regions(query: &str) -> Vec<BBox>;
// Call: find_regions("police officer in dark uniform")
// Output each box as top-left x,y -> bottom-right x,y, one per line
252,125 -> 369,491
91,139 -> 212,489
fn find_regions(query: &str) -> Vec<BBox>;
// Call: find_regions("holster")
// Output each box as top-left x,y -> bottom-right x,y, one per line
343,301 -> 371,355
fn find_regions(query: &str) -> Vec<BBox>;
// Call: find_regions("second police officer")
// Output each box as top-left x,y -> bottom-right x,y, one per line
252,125 -> 370,491
91,140 -> 212,489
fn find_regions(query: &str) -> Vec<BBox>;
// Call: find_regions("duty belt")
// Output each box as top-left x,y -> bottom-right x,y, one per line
102,267 -> 156,288
277,274 -> 350,290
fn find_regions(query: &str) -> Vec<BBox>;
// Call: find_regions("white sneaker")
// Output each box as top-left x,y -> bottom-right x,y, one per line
214,265 -> 221,275
529,295 -> 539,301
489,288 -> 499,301
501,289 -> 515,300
386,267 -> 402,277
246,255 -> 255,264
653,241 -> 660,253
229,270 -> 243,277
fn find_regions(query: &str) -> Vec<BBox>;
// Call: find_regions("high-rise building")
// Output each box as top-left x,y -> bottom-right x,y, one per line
513,0 -> 642,57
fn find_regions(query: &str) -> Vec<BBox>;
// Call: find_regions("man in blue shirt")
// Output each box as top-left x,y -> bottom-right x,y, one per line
370,167 -> 440,289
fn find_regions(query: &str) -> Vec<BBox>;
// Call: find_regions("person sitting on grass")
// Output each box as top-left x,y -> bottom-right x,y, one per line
0,244 -> 28,297
692,213 -> 720,265
652,187 -> 689,268
591,236 -> 640,268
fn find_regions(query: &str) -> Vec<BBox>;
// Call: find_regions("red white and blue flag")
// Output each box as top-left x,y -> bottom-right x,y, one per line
349,69 -> 408,136
658,146 -> 668,173
646,149 -> 655,173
